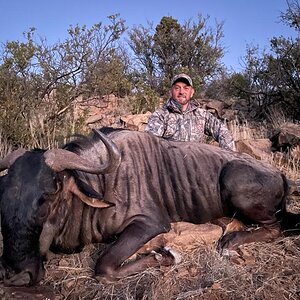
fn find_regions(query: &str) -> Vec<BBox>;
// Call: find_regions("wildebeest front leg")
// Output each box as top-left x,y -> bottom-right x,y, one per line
95,220 -> 172,280
217,224 -> 281,252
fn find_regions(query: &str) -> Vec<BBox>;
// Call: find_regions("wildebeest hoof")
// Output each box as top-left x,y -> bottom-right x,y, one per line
152,246 -> 182,265
217,231 -> 240,253
151,250 -> 163,261
163,246 -> 182,264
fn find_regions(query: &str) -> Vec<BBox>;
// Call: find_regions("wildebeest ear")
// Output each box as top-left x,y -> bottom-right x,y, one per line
74,177 -> 104,199
67,176 -> 115,208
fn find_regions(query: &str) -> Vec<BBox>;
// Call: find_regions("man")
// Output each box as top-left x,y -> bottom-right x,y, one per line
145,73 -> 236,151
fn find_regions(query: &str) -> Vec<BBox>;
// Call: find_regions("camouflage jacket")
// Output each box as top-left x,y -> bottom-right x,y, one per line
145,98 -> 236,151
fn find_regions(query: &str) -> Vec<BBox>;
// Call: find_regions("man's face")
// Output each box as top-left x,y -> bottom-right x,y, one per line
171,81 -> 194,108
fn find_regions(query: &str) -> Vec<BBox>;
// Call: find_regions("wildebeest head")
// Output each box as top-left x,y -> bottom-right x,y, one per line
0,129 -> 121,286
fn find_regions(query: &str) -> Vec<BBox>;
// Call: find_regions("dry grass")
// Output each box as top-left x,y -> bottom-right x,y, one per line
228,114 -> 300,180
268,152 -> 300,181
1,234 -> 299,299
228,118 -> 269,141
15,233 -> 297,299
0,131 -> 12,159
266,106 -> 289,130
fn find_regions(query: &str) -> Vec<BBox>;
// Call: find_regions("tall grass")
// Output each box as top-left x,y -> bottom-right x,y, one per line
228,112 -> 300,181
0,131 -> 12,159
228,117 -> 269,141
267,106 -> 289,129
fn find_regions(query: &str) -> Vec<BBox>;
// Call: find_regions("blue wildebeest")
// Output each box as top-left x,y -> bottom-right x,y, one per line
0,128 -> 299,286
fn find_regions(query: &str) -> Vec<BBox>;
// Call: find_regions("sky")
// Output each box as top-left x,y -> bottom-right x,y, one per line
0,0 -> 297,71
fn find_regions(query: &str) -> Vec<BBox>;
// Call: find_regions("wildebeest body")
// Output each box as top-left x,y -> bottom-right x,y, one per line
0,129 -> 296,286
93,131 -> 283,226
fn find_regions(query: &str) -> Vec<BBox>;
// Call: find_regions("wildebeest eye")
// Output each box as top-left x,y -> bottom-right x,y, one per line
43,177 -> 61,195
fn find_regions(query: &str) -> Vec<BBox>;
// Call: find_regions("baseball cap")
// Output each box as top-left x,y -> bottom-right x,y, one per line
171,73 -> 193,87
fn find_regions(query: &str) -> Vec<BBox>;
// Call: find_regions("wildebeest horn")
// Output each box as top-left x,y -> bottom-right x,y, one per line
44,129 -> 121,174
0,148 -> 27,172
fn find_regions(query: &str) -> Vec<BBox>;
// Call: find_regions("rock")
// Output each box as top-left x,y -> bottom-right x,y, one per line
270,122 -> 300,152
73,94 -> 121,128
120,112 -> 152,131
203,100 -> 225,118
235,139 -> 272,160
132,222 -> 222,258
168,222 -> 223,251
222,109 -> 238,121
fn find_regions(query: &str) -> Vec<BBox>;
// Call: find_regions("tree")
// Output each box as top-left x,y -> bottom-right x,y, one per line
0,15 -> 128,148
128,15 -> 225,96
205,71 -> 251,102
281,0 -> 300,31
220,1 -> 300,121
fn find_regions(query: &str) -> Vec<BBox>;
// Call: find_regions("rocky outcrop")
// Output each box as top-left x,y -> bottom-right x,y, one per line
235,139 -> 272,160
73,94 -> 121,128
270,122 -> 300,152
119,112 -> 152,131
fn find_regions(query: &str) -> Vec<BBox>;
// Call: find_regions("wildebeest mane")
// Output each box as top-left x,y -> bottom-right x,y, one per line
63,134 -> 94,154
63,127 -> 126,155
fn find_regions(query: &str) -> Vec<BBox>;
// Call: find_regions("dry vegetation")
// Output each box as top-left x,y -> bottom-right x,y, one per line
1,235 -> 299,299
0,117 -> 299,300
44,236 -> 298,300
